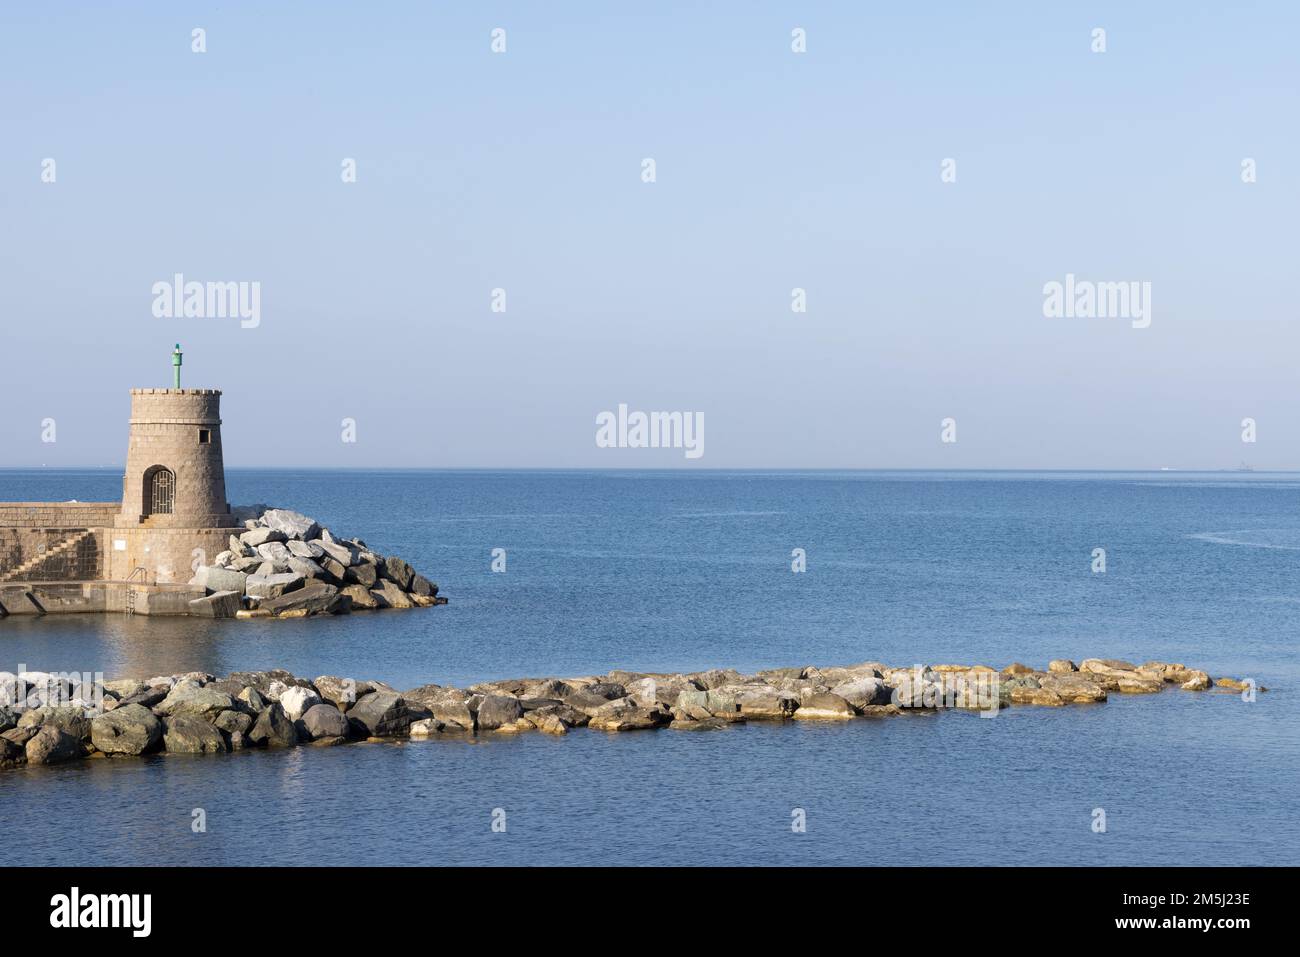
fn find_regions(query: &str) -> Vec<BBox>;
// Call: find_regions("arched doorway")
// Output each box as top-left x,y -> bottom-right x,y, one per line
143,466 -> 175,515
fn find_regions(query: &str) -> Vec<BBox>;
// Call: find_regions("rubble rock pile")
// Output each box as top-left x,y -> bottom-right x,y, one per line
188,508 -> 444,619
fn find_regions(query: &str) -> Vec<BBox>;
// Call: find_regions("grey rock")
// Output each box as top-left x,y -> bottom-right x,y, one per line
409,574 -> 437,598
212,710 -> 253,735
344,563 -> 378,588
204,679 -> 247,699
260,581 -> 345,617
162,715 -> 228,753
381,556 -> 415,590
25,726 -> 82,765
256,541 -> 293,563
194,565 -> 248,595
526,703 -> 588,729
319,557 -> 347,582
315,540 -> 356,567
248,703 -> 298,748
239,527 -> 286,548
313,676 -> 360,711
286,540 -> 325,559
403,685 -> 475,730
524,678 -> 574,700
261,509 -> 321,541
564,690 -> 619,716
588,701 -> 670,731
118,686 -> 168,709
476,695 -> 525,730
734,689 -> 799,719
829,677 -> 891,710
300,703 -> 350,740
692,668 -> 744,690
226,670 -> 314,695
346,691 -> 417,737
244,573 -> 305,599
287,556 -> 326,580
90,704 -> 162,755
519,697 -> 564,711
188,590 -> 241,619
156,684 -> 234,720
18,705 -> 92,740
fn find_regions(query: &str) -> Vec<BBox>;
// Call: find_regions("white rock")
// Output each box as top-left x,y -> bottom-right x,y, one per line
314,540 -> 356,567
256,541 -> 293,563
279,686 -> 321,721
239,527 -> 285,547
286,540 -> 324,559
261,509 -> 321,541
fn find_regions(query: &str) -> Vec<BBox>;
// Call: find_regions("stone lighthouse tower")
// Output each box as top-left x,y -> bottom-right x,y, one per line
110,345 -> 238,583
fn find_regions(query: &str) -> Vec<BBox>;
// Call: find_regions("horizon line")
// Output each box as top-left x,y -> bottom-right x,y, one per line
2,465 -> 1298,475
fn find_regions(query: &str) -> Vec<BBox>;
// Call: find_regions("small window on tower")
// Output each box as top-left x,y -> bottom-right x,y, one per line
198,429 -> 211,444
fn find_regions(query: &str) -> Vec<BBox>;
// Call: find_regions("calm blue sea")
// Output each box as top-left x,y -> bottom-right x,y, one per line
1,469 -> 1296,865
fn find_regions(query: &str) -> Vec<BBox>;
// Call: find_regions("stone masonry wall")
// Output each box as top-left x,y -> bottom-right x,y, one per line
105,525 -> 243,584
0,503 -> 118,527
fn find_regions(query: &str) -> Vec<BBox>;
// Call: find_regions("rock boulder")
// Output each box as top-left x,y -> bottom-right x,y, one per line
90,704 -> 162,755
249,703 -> 299,748
300,703 -> 350,740
25,726 -> 82,765
188,590 -> 241,618
162,715 -> 228,753
347,691 -> 417,737
261,509 -> 321,541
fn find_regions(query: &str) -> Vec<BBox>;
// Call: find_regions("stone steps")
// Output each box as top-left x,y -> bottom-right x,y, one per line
0,530 -> 95,583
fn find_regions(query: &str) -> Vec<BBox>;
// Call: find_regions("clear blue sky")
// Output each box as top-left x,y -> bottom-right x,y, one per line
1,1 -> 1296,468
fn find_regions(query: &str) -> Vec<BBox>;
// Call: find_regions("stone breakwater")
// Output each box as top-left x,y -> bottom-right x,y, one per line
0,657 -> 1262,769
188,507 -> 445,619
